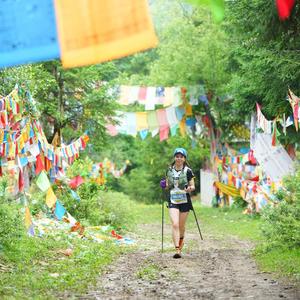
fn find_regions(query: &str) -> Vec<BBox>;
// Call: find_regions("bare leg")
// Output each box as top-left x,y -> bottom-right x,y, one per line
169,208 -> 180,248
179,211 -> 189,238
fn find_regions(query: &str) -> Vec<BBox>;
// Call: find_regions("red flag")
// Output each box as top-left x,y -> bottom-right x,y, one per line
35,154 -> 45,175
276,0 -> 295,20
138,87 -> 147,102
69,175 -> 84,189
19,170 -> 24,191
81,137 -> 86,149
111,230 -> 123,240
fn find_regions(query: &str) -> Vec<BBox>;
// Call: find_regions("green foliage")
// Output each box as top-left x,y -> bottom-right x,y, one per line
225,0 -> 300,144
119,168 -> 157,202
186,0 -> 225,22
0,199 -> 24,252
66,157 -> 93,178
254,246 -> 300,280
260,170 -> 300,249
0,234 -> 123,299
231,196 -> 247,209
0,177 -> 24,252
60,183 -> 135,230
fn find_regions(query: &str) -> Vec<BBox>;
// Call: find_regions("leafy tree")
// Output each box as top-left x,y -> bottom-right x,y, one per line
0,61 -> 120,150
225,0 -> 300,144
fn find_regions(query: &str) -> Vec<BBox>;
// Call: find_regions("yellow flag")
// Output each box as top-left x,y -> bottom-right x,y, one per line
215,181 -> 240,197
179,118 -> 186,137
185,103 -> 193,116
0,129 -> 3,144
25,206 -> 32,229
19,134 -> 25,150
136,112 -> 148,131
54,0 -> 158,68
46,187 -> 57,208
163,87 -> 174,107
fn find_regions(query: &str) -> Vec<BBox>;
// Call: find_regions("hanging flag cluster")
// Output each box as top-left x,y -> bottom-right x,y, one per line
118,85 -> 206,110
0,86 -> 89,233
0,0 -> 157,69
213,147 -> 277,214
210,88 -> 298,214
107,106 -> 195,142
255,88 -> 300,146
108,85 -> 209,141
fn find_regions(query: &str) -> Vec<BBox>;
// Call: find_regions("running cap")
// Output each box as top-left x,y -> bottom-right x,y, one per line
173,147 -> 187,158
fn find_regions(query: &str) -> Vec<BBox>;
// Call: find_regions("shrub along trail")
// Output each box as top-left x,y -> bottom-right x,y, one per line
78,209 -> 299,300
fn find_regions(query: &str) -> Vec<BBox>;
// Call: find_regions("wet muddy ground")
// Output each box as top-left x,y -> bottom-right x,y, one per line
78,224 -> 299,300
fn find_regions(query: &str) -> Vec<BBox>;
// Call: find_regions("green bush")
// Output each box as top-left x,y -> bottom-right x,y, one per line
0,186 -> 25,252
60,182 -> 135,230
231,196 -> 247,209
260,169 -> 300,248
119,168 -> 158,202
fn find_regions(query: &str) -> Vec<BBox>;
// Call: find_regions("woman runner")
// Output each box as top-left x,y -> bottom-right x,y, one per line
165,148 -> 195,258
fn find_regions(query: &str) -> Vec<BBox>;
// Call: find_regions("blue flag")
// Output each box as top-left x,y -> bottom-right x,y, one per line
54,200 -> 66,220
0,0 -> 60,68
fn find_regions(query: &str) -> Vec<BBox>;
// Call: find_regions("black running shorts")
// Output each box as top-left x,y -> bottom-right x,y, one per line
168,201 -> 192,212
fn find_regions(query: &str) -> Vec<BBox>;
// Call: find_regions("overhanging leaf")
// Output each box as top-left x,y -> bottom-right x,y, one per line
185,0 -> 225,22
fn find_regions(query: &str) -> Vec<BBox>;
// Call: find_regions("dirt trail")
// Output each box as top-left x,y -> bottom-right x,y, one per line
78,224 -> 299,300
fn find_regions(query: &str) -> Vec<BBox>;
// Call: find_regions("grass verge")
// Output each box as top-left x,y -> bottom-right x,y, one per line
0,234 -> 126,299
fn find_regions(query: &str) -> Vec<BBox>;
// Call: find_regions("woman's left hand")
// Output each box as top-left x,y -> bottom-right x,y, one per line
185,186 -> 191,193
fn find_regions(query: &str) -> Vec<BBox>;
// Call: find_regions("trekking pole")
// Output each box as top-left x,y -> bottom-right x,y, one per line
160,179 -> 167,253
191,202 -> 203,240
161,190 -> 164,253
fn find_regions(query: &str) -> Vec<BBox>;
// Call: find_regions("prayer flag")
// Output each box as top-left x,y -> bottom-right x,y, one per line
54,200 -> 66,220
175,107 -> 185,121
179,118 -> 186,137
46,187 -> 57,208
0,0 -> 60,68
159,126 -> 169,142
36,171 -> 51,192
171,124 -> 178,136
67,212 -> 77,226
18,169 -> 24,192
287,89 -> 299,131
106,124 -> 118,136
136,112 -> 148,131
163,87 -> 174,107
156,109 -> 169,128
35,154 -> 45,175
276,0 -> 295,20
28,224 -> 35,237
145,87 -> 157,108
69,175 -> 84,189
70,190 -> 80,202
25,206 -> 32,229
166,107 -> 178,127
147,111 -> 159,132
54,0 -> 158,68
138,87 -> 147,103
139,129 -> 148,140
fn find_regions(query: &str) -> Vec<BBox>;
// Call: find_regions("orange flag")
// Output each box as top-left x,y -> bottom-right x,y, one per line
54,0 -> 158,68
